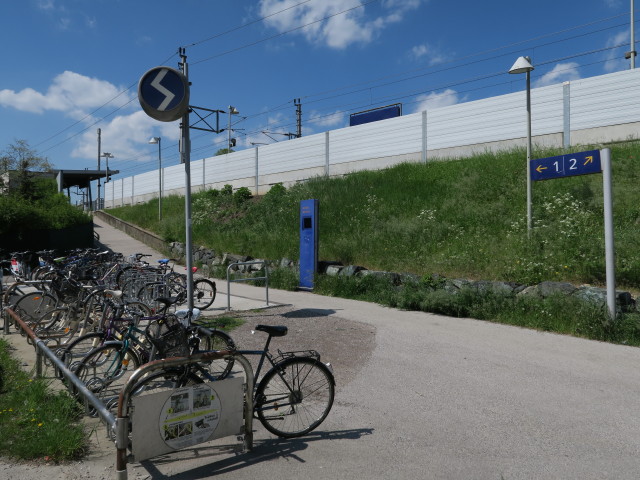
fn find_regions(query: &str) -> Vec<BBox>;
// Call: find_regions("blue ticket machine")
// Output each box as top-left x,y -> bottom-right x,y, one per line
299,199 -> 319,290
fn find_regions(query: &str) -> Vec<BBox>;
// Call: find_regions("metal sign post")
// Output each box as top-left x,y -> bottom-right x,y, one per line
179,48 -> 194,314
601,148 -> 616,321
531,148 -> 616,320
138,52 -> 194,314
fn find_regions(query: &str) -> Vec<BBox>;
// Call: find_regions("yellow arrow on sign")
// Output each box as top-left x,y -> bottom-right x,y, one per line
584,156 -> 593,165
536,165 -> 547,173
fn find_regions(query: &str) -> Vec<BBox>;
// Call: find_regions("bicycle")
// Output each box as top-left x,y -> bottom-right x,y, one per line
136,259 -> 217,310
131,323 -> 335,438
72,297 -> 235,412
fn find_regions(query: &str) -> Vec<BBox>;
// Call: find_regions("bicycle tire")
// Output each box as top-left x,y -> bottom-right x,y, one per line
13,291 -> 58,326
32,306 -> 79,343
255,356 -> 335,438
73,342 -> 142,409
193,328 -> 235,380
137,282 -> 176,311
58,332 -> 105,370
192,279 -> 217,310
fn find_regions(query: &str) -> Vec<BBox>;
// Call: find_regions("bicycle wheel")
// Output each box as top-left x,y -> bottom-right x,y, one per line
32,306 -> 79,343
194,329 -> 235,380
137,282 -> 174,311
192,279 -> 217,310
74,342 -> 141,410
13,291 -> 58,327
58,332 -> 105,371
255,356 -> 335,438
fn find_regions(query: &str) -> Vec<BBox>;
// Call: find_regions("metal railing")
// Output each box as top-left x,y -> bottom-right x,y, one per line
4,306 -> 254,480
3,307 -> 117,427
115,352 -> 254,480
226,261 -> 269,311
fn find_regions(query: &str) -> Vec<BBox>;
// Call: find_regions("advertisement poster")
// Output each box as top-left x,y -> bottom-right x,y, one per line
159,384 -> 222,450
131,377 -> 244,462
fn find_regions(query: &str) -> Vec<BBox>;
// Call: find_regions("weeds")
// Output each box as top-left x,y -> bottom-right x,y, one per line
107,142 -> 640,344
0,339 -> 86,461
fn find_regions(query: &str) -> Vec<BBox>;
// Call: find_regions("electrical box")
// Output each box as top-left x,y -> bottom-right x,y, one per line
299,199 -> 319,290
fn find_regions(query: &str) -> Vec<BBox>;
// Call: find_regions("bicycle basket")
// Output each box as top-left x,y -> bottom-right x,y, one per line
145,315 -> 189,358
50,275 -> 82,302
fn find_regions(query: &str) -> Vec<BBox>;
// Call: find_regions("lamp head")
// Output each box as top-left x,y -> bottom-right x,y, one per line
509,56 -> 534,74
148,137 -> 160,144
229,106 -> 239,115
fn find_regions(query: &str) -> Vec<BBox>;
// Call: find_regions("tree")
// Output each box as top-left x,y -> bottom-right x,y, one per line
215,148 -> 234,156
0,139 -> 52,199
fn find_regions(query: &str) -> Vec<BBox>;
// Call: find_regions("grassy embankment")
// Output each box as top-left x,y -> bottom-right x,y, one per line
107,143 -> 640,345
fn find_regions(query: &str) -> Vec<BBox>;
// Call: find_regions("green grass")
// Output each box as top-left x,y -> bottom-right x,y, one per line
194,315 -> 243,331
0,338 -> 87,461
106,142 -> 640,343
108,143 -> 640,289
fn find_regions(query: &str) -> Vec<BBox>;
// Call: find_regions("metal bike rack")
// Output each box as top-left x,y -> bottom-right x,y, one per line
3,307 -> 117,427
226,261 -> 269,311
4,306 -> 254,480
115,352 -> 254,480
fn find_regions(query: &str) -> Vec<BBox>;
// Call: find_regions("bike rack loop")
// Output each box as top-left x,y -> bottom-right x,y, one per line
115,351 -> 254,480
2,307 -> 117,428
226,261 -> 269,311
4,306 -> 254,480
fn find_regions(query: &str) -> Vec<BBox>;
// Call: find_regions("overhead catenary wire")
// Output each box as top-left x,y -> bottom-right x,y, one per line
35,8 -> 635,176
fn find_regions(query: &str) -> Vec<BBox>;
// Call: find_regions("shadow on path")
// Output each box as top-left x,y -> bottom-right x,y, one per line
138,428 -> 374,479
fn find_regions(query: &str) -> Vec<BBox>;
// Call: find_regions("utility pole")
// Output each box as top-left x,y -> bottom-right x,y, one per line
179,47 -> 195,314
632,0 -> 636,69
294,98 -> 302,138
96,128 -> 101,211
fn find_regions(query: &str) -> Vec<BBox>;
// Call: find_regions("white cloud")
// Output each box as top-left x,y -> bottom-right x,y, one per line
413,89 -> 460,112
535,62 -> 581,87
0,71 -> 133,115
0,70 -> 165,163
409,43 -> 446,65
604,30 -> 630,73
308,110 -> 345,128
37,0 -> 55,11
259,0 -> 424,49
71,111 -> 178,161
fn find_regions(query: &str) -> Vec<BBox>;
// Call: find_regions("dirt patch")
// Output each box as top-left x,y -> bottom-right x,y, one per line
222,304 -> 377,387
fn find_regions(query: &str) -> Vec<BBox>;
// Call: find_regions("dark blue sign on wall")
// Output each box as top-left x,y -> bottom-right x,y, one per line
530,150 -> 602,182
349,103 -> 402,127
299,199 -> 319,290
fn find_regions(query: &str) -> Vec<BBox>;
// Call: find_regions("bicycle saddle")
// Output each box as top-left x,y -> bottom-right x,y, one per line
255,325 -> 288,337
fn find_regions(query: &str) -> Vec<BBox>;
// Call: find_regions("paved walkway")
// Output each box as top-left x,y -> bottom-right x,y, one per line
93,215 -> 278,314
4,217 -> 640,479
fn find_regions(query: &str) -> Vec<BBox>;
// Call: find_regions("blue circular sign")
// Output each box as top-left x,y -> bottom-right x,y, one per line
138,66 -> 190,122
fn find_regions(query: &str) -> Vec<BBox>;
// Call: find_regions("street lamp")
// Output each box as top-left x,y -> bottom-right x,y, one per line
228,106 -> 239,151
509,56 -> 535,237
100,152 -> 114,209
148,137 -> 163,220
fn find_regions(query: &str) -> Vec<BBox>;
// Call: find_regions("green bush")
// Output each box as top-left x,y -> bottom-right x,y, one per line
0,180 -> 90,235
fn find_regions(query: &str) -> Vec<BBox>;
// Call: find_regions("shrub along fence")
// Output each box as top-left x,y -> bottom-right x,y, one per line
0,221 -> 94,253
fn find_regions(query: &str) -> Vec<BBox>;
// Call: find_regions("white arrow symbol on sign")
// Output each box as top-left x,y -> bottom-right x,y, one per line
150,69 -> 175,111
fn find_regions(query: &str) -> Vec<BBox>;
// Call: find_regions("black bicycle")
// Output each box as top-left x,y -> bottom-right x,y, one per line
131,323 -> 335,438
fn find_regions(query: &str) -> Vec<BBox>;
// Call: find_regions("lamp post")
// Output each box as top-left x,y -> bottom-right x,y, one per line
509,56 -> 535,237
100,152 -> 114,209
148,137 -> 163,220
228,106 -> 239,151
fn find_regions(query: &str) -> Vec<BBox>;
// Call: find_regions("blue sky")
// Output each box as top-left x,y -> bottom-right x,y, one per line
0,0 -> 635,179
